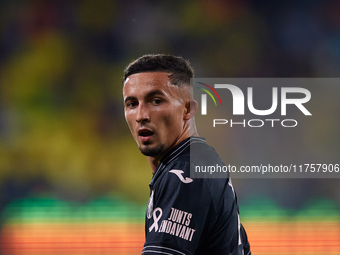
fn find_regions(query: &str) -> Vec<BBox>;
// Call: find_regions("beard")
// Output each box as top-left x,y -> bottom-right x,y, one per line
139,143 -> 165,157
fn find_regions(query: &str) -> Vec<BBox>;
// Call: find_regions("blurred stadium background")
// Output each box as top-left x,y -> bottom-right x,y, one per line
0,0 -> 339,254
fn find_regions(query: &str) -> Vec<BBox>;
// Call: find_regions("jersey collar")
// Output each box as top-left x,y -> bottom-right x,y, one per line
149,136 -> 206,186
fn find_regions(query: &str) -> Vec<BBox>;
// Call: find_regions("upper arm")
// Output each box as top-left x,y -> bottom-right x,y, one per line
143,163 -> 212,255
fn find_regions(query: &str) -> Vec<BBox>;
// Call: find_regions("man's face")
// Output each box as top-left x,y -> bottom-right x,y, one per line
123,72 -> 189,158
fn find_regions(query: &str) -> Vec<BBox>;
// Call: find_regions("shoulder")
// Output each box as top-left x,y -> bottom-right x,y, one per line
190,139 -> 223,166
163,159 -> 234,210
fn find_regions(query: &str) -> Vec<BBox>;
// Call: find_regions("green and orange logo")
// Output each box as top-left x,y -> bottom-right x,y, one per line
196,82 -> 222,115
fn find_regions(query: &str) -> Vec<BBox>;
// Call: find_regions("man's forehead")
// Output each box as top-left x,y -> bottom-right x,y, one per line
124,72 -> 173,94
123,77 -> 130,86
123,72 -> 190,100
124,72 -> 170,85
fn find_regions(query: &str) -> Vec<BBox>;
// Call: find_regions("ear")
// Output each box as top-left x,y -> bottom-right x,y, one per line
184,99 -> 198,120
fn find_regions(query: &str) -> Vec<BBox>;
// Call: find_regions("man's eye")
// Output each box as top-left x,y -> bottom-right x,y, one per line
127,101 -> 138,108
152,99 -> 162,105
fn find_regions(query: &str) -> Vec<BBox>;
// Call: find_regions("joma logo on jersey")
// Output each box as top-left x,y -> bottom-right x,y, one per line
169,169 -> 193,184
199,84 -> 312,116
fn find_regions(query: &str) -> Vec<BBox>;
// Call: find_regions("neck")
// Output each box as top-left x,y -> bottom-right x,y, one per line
147,157 -> 160,174
147,135 -> 188,173
147,119 -> 199,174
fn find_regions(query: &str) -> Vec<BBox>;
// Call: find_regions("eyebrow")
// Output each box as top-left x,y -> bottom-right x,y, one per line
124,89 -> 165,104
124,96 -> 136,104
145,89 -> 165,99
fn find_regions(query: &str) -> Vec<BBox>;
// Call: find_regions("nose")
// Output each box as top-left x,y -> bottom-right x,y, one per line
136,103 -> 150,123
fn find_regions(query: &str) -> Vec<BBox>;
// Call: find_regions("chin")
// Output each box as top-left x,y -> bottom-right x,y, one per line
139,144 -> 164,157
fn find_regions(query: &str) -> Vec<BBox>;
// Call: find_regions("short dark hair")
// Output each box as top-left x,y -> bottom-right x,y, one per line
123,54 -> 194,86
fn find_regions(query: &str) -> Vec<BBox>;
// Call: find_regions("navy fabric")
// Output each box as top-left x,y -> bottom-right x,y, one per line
143,137 -> 251,255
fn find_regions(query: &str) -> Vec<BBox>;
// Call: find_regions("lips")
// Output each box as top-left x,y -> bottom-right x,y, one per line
138,128 -> 154,137
138,128 -> 154,143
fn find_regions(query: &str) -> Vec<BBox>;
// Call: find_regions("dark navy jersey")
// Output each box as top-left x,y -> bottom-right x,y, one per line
142,137 -> 251,255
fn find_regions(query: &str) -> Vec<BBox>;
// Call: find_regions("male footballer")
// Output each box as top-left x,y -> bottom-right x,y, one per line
123,54 -> 251,255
